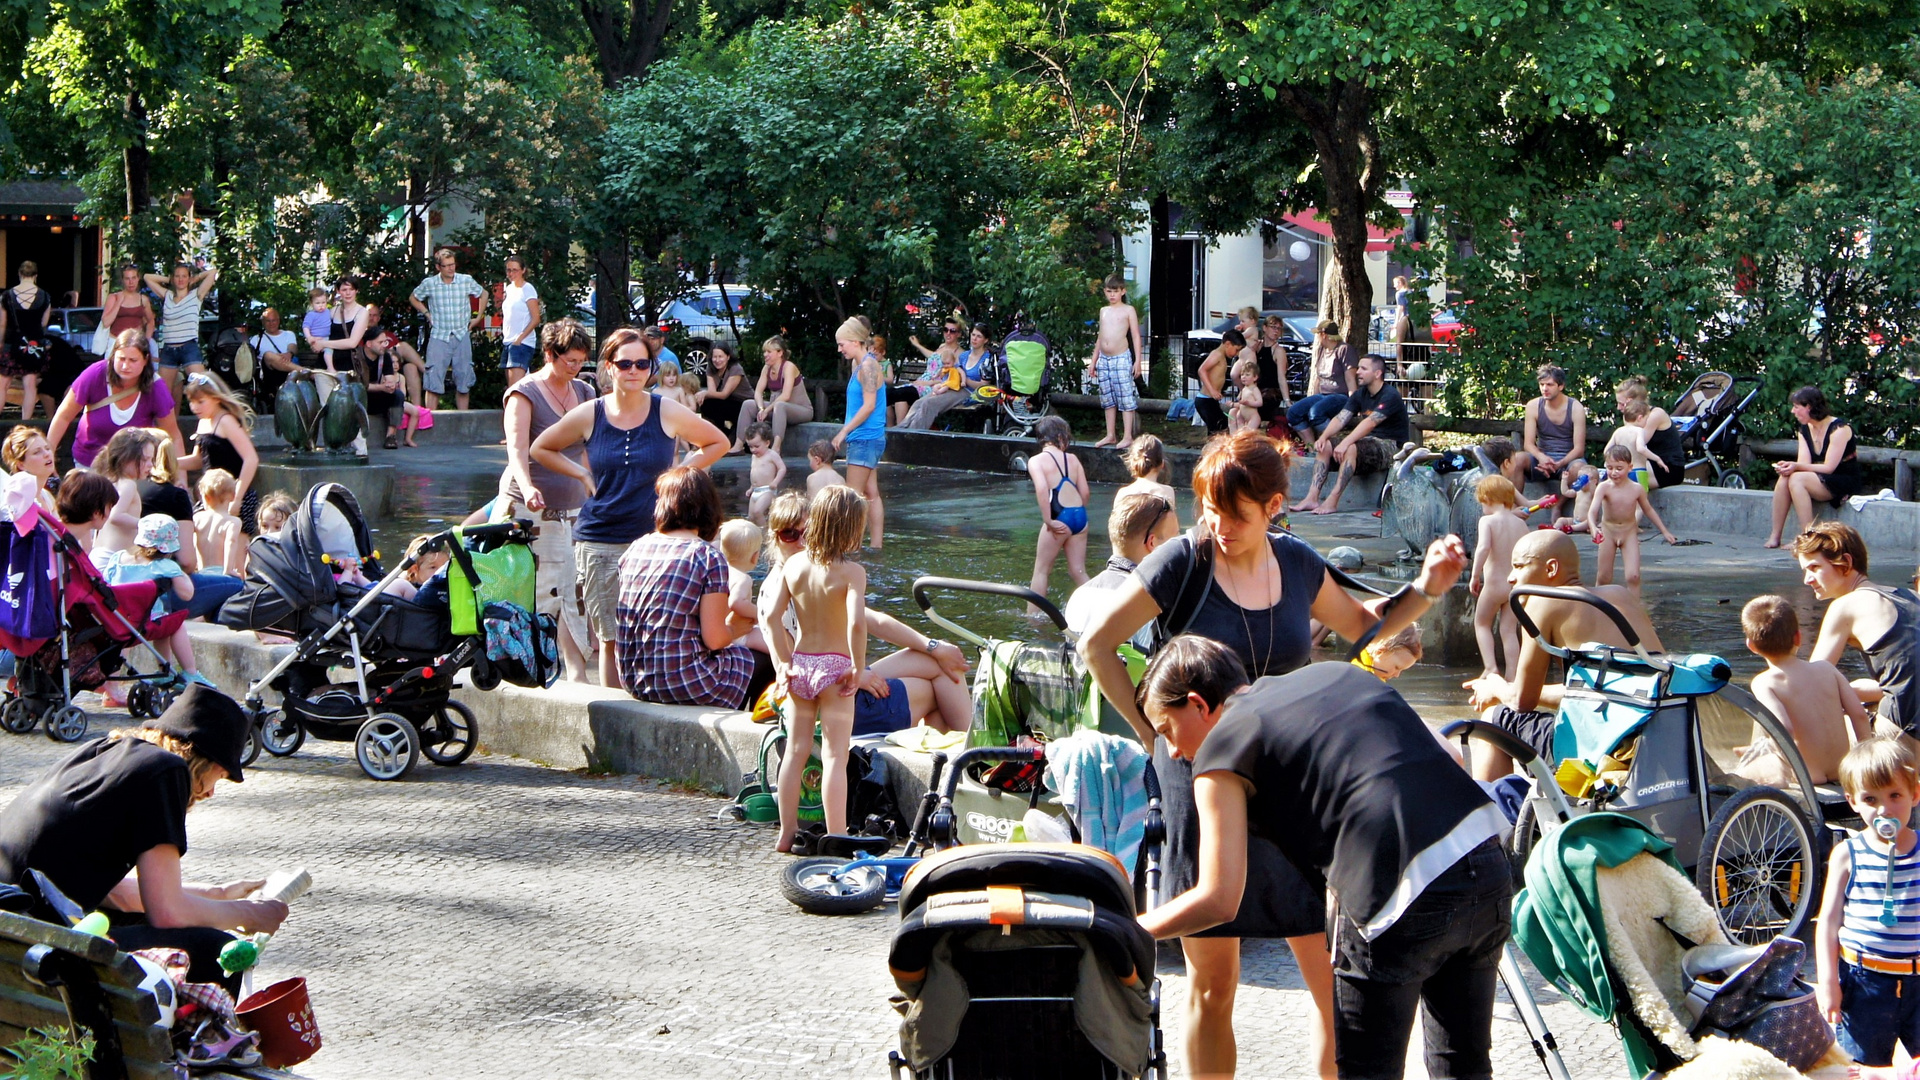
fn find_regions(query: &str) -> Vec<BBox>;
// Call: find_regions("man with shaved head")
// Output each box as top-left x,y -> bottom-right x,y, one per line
1463,529 -> 1664,781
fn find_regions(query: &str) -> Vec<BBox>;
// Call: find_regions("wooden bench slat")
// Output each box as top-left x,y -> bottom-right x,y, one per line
0,910 -> 120,965
0,982 -> 172,1060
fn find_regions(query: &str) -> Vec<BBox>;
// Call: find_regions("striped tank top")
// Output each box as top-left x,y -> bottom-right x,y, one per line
161,290 -> 202,345
1839,831 -> 1920,959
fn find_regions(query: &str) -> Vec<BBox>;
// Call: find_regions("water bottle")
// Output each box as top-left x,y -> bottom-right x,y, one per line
1569,472 -> 1591,492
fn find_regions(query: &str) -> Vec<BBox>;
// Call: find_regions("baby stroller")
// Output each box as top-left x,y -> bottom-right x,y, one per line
888,743 -> 1168,1080
0,511 -> 191,742
1453,586 -> 1830,947
218,484 -> 554,780
1670,372 -> 1760,489
989,321 -> 1054,439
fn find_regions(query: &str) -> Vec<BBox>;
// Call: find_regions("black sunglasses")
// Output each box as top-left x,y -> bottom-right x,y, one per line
609,358 -> 654,371
1146,497 -> 1173,536
775,527 -> 804,544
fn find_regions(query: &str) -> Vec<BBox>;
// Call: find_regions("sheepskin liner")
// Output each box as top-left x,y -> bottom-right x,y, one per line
1593,851 -> 1731,1062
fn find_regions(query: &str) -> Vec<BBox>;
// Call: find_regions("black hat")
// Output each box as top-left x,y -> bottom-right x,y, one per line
149,684 -> 248,783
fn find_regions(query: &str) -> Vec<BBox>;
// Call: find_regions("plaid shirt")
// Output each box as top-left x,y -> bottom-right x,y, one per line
615,534 -> 754,707
410,272 -> 484,341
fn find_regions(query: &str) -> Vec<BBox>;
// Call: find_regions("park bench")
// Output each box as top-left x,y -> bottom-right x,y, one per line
0,909 -> 301,1079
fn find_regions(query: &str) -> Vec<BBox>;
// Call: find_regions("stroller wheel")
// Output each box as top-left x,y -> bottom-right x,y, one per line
260,712 -> 305,757
355,713 -> 420,781
421,701 -> 478,767
44,705 -> 88,744
779,857 -> 887,915
1719,471 -> 1748,490
1697,785 -> 1824,945
1,696 -> 38,735
125,682 -> 155,720
240,717 -> 263,768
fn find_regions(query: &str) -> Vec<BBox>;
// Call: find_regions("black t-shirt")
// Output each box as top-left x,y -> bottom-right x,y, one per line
0,738 -> 191,911
1136,532 -> 1327,677
1346,382 -> 1410,445
1193,663 -> 1498,932
138,479 -> 194,522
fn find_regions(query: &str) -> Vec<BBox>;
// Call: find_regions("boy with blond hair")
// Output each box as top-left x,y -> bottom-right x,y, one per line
1817,737 -> 1920,1065
1736,594 -> 1871,786
192,468 -> 246,577
716,519 -> 765,652
1469,474 -> 1530,679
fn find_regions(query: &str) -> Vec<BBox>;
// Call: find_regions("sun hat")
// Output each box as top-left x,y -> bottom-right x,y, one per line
135,513 -> 181,554
149,683 -> 249,782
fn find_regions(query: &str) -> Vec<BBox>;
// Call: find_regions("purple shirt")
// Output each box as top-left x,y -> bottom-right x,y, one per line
69,360 -> 175,468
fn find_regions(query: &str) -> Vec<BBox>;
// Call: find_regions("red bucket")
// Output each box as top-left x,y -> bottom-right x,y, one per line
236,977 -> 322,1068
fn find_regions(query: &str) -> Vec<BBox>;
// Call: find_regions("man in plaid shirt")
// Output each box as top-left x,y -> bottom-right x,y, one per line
408,247 -> 488,411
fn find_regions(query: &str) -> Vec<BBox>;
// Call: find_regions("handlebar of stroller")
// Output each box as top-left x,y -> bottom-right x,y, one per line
1440,720 -> 1540,767
935,746 -> 1045,803
912,576 -> 1067,650
1506,585 -> 1668,671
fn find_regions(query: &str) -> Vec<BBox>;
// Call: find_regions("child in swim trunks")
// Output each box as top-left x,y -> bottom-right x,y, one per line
1088,273 -> 1143,450
765,485 -> 869,851
1026,415 -> 1089,607
743,422 -> 785,527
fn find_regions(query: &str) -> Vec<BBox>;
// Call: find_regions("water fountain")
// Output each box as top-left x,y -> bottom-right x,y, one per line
252,371 -> 397,514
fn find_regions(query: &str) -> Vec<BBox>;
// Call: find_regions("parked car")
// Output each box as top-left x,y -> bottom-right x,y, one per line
47,307 -> 104,358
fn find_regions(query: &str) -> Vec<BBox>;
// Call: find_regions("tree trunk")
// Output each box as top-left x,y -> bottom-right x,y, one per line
594,237 -> 630,349
123,91 -> 150,220
1147,192 -> 1172,368
1279,79 -> 1381,352
579,0 -> 676,350
406,169 -> 429,269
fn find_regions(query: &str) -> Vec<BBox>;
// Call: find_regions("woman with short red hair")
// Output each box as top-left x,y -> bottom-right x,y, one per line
1079,430 -> 1466,1080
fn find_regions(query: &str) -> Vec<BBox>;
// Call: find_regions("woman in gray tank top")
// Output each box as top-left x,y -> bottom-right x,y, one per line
503,318 -> 599,682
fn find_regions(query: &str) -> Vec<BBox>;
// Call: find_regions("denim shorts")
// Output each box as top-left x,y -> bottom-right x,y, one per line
504,342 -> 536,371
1838,961 -> 1920,1065
844,438 -> 884,470
157,341 -> 203,369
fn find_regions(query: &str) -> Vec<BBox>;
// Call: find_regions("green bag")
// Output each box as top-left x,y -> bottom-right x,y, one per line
445,526 -> 538,637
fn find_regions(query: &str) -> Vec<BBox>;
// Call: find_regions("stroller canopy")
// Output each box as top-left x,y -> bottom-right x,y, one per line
1001,326 -> 1050,397
218,483 -> 373,630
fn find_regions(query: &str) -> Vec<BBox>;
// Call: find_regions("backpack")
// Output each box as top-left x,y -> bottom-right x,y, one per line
847,745 -> 906,840
477,601 -> 559,688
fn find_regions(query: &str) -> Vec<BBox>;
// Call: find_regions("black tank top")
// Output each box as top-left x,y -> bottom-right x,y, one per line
1859,581 -> 1920,736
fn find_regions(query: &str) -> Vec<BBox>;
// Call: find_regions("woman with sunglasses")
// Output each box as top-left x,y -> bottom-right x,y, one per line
532,327 -> 729,688
894,320 -> 960,424
504,318 -> 598,683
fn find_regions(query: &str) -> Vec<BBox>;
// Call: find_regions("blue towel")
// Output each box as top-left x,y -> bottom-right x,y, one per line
1044,731 -> 1150,872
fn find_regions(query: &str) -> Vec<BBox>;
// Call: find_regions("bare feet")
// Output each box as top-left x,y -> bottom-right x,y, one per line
1762,537 -> 1782,549
775,834 -> 795,854
1114,439 -> 1133,451
1093,437 -> 1116,448
405,437 -> 418,447
1289,500 -> 1320,513
1310,503 -> 1340,515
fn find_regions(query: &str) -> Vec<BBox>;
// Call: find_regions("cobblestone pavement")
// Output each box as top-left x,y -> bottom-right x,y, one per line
0,716 -> 1626,1078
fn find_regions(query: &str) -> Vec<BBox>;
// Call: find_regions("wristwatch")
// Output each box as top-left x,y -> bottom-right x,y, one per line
923,638 -> 950,654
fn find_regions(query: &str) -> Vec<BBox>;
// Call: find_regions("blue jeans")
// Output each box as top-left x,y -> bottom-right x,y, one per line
1332,839 -> 1512,1080
844,438 -> 884,469
183,573 -> 244,621
504,342 -> 536,371
157,341 -> 203,369
1838,962 -> 1920,1065
1287,392 -> 1347,434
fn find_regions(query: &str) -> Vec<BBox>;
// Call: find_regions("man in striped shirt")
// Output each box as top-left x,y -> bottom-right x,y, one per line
408,247 -> 487,411
143,262 -> 218,403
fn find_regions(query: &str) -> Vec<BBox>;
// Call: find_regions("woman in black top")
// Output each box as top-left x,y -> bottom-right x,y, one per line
1607,376 -> 1684,487
693,343 -> 751,440
1134,642 -> 1510,1079
1079,430 -> 1466,1080
0,260 -> 53,422
0,686 -> 286,992
1766,385 -> 1864,548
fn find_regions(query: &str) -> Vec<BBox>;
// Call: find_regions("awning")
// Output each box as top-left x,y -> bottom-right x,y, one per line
1279,209 -> 1406,253
0,181 -> 84,219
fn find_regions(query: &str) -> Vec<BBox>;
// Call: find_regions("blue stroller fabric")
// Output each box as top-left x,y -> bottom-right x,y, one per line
480,601 -> 559,688
1554,654 -> 1731,767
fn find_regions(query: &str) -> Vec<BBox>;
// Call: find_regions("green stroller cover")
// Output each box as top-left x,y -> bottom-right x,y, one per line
968,639 -> 1109,747
446,526 -> 537,637
1002,338 -> 1048,396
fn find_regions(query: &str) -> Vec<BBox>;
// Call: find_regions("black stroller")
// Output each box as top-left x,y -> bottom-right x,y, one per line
218,484 -> 552,780
1670,372 -> 1760,488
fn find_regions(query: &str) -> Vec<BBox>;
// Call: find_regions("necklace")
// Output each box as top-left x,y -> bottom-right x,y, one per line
1219,540 -> 1277,675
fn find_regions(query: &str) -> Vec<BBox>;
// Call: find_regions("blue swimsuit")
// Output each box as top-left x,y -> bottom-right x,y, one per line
1046,449 -> 1087,535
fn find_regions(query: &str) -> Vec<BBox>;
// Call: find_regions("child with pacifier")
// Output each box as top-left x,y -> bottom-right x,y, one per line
1818,737 -> 1920,1068
765,485 -> 868,851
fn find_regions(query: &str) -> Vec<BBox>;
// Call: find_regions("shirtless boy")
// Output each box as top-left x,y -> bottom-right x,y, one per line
1469,475 -> 1531,679
806,439 -> 846,497
1587,444 -> 1678,588
1794,522 -> 1920,750
1191,330 -> 1241,435
1088,274 -> 1144,449
742,422 -> 785,527
1465,529 -> 1665,781
1736,594 -> 1870,786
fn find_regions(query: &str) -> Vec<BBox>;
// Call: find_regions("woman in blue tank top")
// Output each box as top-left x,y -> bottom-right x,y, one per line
532,327 -> 728,686
831,317 -> 887,550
